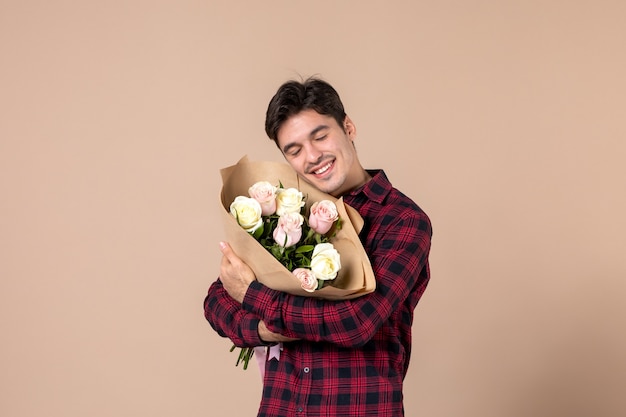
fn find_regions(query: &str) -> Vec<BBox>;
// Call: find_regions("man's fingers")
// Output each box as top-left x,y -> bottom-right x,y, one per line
219,241 -> 233,257
220,254 -> 231,269
219,241 -> 241,266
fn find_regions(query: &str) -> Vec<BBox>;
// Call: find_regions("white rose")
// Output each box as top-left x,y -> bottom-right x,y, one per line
275,187 -> 305,216
310,243 -> 341,281
229,196 -> 263,233
248,181 -> 277,216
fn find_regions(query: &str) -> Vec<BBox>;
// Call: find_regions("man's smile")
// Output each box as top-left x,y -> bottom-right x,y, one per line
310,159 -> 335,178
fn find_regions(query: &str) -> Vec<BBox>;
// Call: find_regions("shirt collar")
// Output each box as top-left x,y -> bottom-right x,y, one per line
345,169 -> 391,204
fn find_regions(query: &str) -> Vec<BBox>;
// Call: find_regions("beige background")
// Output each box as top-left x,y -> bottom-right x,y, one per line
1,1 -> 625,416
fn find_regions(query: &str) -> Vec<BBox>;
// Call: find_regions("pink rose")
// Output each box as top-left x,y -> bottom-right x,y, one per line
292,268 -> 318,293
308,200 -> 339,235
272,212 -> 304,247
248,181 -> 278,216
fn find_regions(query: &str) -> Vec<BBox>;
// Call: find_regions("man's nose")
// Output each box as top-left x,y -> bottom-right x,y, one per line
305,143 -> 323,163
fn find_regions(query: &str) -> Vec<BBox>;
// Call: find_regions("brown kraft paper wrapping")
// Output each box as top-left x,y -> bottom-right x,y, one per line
219,156 -> 376,300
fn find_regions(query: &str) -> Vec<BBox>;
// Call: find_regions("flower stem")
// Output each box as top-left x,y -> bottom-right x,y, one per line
232,345 -> 255,370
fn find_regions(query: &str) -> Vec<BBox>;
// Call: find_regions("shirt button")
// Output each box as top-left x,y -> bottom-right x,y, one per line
297,406 -> 303,412
303,367 -> 310,373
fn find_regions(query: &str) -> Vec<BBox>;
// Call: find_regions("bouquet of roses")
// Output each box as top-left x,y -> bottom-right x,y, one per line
230,181 -> 343,293
219,156 -> 376,369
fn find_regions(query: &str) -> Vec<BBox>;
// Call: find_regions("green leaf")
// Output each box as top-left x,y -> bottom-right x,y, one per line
295,245 -> 314,254
252,224 -> 264,239
271,245 -> 284,259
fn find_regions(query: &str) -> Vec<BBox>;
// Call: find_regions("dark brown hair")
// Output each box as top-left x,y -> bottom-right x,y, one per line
265,77 -> 347,144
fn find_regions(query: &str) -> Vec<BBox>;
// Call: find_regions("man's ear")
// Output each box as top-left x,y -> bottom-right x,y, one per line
343,116 -> 357,139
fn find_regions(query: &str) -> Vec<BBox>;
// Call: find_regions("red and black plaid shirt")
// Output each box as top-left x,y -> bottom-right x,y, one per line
205,170 -> 432,416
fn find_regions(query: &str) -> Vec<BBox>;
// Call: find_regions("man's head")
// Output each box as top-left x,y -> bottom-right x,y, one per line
264,77 -> 370,197
265,77 -> 347,144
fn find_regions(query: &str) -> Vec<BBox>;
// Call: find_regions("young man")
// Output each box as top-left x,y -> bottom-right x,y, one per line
204,77 -> 432,416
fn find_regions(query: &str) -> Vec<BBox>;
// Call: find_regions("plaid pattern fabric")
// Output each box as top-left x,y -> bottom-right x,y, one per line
205,170 -> 432,416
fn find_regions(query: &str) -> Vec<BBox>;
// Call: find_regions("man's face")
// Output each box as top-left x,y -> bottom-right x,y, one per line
276,109 -> 359,197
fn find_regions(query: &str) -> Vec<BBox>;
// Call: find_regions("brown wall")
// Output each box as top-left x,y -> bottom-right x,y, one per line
1,1 -> 625,416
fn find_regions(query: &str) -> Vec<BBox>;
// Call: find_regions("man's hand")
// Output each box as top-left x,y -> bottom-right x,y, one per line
258,321 -> 299,343
219,241 -> 256,303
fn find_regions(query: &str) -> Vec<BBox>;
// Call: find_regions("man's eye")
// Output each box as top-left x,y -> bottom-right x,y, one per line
315,135 -> 327,141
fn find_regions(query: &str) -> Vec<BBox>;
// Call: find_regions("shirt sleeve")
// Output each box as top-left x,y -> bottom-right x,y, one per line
241,210 -> 432,348
204,278 -> 265,347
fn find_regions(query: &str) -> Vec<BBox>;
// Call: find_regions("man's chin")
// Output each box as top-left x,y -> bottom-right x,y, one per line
299,175 -> 335,195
